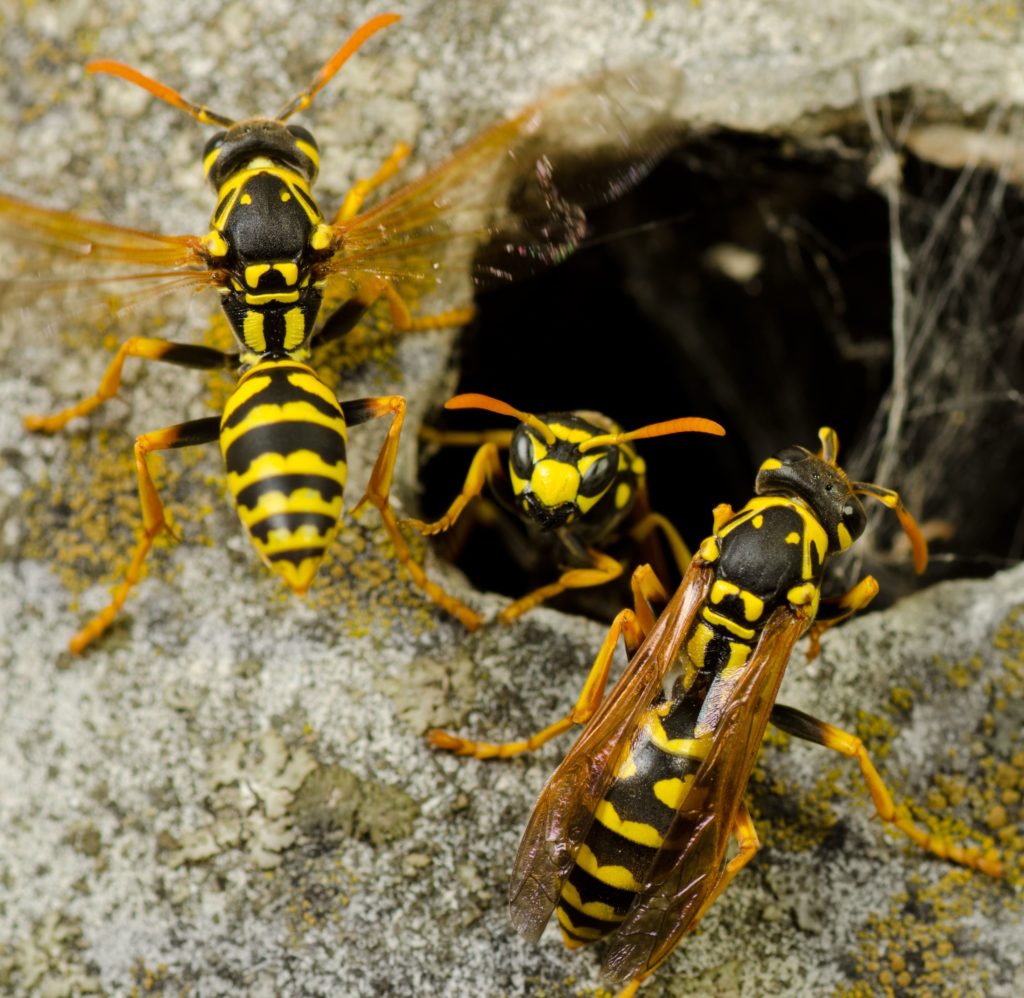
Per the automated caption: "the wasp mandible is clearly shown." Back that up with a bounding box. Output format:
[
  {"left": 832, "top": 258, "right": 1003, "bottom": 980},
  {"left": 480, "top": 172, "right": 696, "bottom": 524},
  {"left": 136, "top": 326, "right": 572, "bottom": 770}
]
[{"left": 509, "top": 428, "right": 1003, "bottom": 997}]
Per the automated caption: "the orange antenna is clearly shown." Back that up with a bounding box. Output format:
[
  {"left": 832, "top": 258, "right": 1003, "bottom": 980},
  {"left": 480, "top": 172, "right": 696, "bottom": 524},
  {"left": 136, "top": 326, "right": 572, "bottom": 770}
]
[
  {"left": 86, "top": 60, "right": 236, "bottom": 128},
  {"left": 445, "top": 393, "right": 558, "bottom": 446},
  {"left": 578, "top": 416, "right": 726, "bottom": 452},
  {"left": 853, "top": 481, "right": 929, "bottom": 574},
  {"left": 277, "top": 13, "right": 401, "bottom": 121}
]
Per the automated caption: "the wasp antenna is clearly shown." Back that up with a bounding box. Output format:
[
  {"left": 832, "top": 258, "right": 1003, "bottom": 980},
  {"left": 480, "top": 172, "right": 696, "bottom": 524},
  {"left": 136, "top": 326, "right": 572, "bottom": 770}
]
[
  {"left": 579, "top": 417, "right": 726, "bottom": 452},
  {"left": 277, "top": 12, "right": 401, "bottom": 121},
  {"left": 445, "top": 393, "right": 557, "bottom": 445},
  {"left": 854, "top": 481, "right": 929, "bottom": 574},
  {"left": 817, "top": 426, "right": 839, "bottom": 464},
  {"left": 86, "top": 60, "right": 235, "bottom": 128}
]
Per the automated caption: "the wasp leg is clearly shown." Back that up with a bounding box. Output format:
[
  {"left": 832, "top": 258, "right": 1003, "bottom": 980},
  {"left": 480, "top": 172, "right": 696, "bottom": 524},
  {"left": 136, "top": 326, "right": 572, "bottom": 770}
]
[
  {"left": 341, "top": 395, "right": 483, "bottom": 630},
  {"left": 769, "top": 704, "right": 1003, "bottom": 878},
  {"left": 429, "top": 564, "right": 668, "bottom": 759},
  {"left": 617, "top": 804, "right": 759, "bottom": 998},
  {"left": 24, "top": 338, "right": 237, "bottom": 433},
  {"left": 403, "top": 442, "right": 506, "bottom": 536},
  {"left": 69, "top": 416, "right": 222, "bottom": 654},
  {"left": 804, "top": 575, "right": 879, "bottom": 659},
  {"left": 629, "top": 510, "right": 692, "bottom": 576},
  {"left": 332, "top": 140, "right": 412, "bottom": 223},
  {"left": 497, "top": 548, "right": 625, "bottom": 624}
]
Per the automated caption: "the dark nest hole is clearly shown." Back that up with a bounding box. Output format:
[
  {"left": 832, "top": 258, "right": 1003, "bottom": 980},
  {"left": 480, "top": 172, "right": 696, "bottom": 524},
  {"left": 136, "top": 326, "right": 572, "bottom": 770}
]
[{"left": 416, "top": 125, "right": 1024, "bottom": 614}]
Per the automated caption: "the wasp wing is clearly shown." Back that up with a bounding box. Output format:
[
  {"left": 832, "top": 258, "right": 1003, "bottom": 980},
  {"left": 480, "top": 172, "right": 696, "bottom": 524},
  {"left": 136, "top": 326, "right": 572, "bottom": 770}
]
[
  {"left": 601, "top": 603, "right": 812, "bottom": 985},
  {"left": 323, "top": 63, "right": 684, "bottom": 300},
  {"left": 508, "top": 560, "right": 714, "bottom": 943},
  {"left": 0, "top": 194, "right": 212, "bottom": 311}
]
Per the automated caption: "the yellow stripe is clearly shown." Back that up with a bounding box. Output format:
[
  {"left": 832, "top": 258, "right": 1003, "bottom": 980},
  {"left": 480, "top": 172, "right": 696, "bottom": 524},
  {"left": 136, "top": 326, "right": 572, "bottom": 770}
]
[
  {"left": 700, "top": 606, "right": 756, "bottom": 640},
  {"left": 653, "top": 776, "right": 694, "bottom": 809},
  {"left": 254, "top": 521, "right": 336, "bottom": 555},
  {"left": 275, "top": 263, "right": 299, "bottom": 286},
  {"left": 242, "top": 311, "right": 266, "bottom": 353},
  {"left": 709, "top": 580, "right": 764, "bottom": 622},
  {"left": 647, "top": 714, "right": 713, "bottom": 758},
  {"left": 220, "top": 399, "right": 346, "bottom": 453},
  {"left": 235, "top": 490, "right": 343, "bottom": 527},
  {"left": 283, "top": 307, "right": 307, "bottom": 351},
  {"left": 556, "top": 906, "right": 604, "bottom": 942},
  {"left": 244, "top": 263, "right": 270, "bottom": 288},
  {"left": 245, "top": 291, "right": 300, "bottom": 305},
  {"left": 593, "top": 799, "right": 664, "bottom": 848},
  {"left": 574, "top": 844, "right": 643, "bottom": 892},
  {"left": 227, "top": 451, "right": 347, "bottom": 497},
  {"left": 559, "top": 882, "right": 622, "bottom": 923},
  {"left": 285, "top": 370, "right": 344, "bottom": 410}
]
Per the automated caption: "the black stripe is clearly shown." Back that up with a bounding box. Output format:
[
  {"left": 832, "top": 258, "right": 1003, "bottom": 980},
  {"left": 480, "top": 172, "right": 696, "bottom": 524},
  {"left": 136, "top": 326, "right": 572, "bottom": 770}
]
[
  {"left": 266, "top": 546, "right": 330, "bottom": 566},
  {"left": 247, "top": 511, "right": 337, "bottom": 544},
  {"left": 223, "top": 421, "right": 345, "bottom": 476},
  {"left": 236, "top": 473, "right": 343, "bottom": 511},
  {"left": 222, "top": 372, "right": 341, "bottom": 430},
  {"left": 565, "top": 865, "right": 637, "bottom": 919},
  {"left": 583, "top": 818, "right": 658, "bottom": 889}
]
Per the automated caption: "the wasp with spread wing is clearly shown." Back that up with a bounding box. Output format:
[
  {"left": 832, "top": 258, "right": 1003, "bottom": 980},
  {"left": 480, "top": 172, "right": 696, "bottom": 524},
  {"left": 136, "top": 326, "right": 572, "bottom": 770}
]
[
  {"left": 5, "top": 14, "right": 681, "bottom": 652},
  {"left": 509, "top": 428, "right": 1002, "bottom": 997}
]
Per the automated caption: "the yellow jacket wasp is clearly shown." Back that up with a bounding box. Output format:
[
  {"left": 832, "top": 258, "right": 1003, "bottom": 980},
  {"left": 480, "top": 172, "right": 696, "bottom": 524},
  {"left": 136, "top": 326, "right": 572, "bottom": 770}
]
[
  {"left": 4, "top": 14, "right": 679, "bottom": 651},
  {"left": 508, "top": 428, "right": 1002, "bottom": 997}
]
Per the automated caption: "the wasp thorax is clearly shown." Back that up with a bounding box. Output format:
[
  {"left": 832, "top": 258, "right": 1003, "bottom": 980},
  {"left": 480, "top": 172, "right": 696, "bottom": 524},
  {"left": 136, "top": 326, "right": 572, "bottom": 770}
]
[
  {"left": 203, "top": 120, "right": 321, "bottom": 189},
  {"left": 755, "top": 444, "right": 867, "bottom": 554}
]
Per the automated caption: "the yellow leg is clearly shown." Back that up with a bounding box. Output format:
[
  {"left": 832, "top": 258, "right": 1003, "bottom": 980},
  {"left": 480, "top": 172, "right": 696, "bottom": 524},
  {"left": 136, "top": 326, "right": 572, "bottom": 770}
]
[
  {"left": 403, "top": 443, "right": 504, "bottom": 536},
  {"left": 770, "top": 704, "right": 1003, "bottom": 878},
  {"left": 333, "top": 141, "right": 412, "bottom": 222},
  {"left": 804, "top": 575, "right": 879, "bottom": 659},
  {"left": 629, "top": 510, "right": 692, "bottom": 576},
  {"left": 342, "top": 395, "right": 483, "bottom": 630},
  {"left": 429, "top": 564, "right": 667, "bottom": 759},
  {"left": 69, "top": 417, "right": 221, "bottom": 654},
  {"left": 24, "top": 337, "right": 234, "bottom": 433},
  {"left": 497, "top": 549, "right": 625, "bottom": 624}
]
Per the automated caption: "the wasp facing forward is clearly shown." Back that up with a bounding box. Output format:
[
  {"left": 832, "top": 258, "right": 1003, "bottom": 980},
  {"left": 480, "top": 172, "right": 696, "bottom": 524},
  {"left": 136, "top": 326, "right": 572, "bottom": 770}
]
[{"left": 510, "top": 428, "right": 1002, "bottom": 997}]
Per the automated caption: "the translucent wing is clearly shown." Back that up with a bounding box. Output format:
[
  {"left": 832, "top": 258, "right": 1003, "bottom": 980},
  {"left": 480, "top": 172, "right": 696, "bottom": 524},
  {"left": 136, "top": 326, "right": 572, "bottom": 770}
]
[
  {"left": 0, "top": 194, "right": 212, "bottom": 310},
  {"left": 601, "top": 603, "right": 812, "bottom": 985},
  {"left": 324, "top": 63, "right": 684, "bottom": 297},
  {"left": 508, "top": 560, "right": 714, "bottom": 942}
]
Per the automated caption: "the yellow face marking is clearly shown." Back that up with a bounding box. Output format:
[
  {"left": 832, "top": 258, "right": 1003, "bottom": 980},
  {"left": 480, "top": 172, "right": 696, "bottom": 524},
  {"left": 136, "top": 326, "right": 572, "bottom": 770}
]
[
  {"left": 203, "top": 147, "right": 222, "bottom": 178},
  {"left": 574, "top": 844, "right": 643, "bottom": 892},
  {"left": 549, "top": 423, "right": 593, "bottom": 444},
  {"left": 283, "top": 307, "right": 306, "bottom": 351},
  {"left": 700, "top": 606, "right": 756, "bottom": 640},
  {"left": 653, "top": 776, "right": 694, "bottom": 810},
  {"left": 837, "top": 522, "right": 853, "bottom": 550},
  {"left": 242, "top": 311, "right": 266, "bottom": 353},
  {"left": 530, "top": 461, "right": 580, "bottom": 509},
  {"left": 614, "top": 482, "right": 632, "bottom": 509},
  {"left": 785, "top": 531, "right": 801, "bottom": 544}
]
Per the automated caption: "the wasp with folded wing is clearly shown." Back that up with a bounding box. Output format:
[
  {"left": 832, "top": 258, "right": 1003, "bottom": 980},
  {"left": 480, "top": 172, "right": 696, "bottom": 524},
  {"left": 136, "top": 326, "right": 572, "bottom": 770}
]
[
  {"left": 5, "top": 13, "right": 681, "bottom": 652},
  {"left": 509, "top": 428, "right": 1003, "bottom": 997}
]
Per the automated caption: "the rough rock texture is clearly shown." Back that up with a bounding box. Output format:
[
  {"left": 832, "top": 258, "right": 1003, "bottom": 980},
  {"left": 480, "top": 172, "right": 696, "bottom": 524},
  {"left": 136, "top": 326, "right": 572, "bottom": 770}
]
[{"left": 1, "top": 2, "right": 1022, "bottom": 997}]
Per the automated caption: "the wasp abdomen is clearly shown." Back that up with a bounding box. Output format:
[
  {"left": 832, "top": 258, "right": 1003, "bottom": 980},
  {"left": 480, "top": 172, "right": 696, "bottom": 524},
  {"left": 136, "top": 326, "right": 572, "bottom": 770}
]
[{"left": 220, "top": 360, "right": 347, "bottom": 593}]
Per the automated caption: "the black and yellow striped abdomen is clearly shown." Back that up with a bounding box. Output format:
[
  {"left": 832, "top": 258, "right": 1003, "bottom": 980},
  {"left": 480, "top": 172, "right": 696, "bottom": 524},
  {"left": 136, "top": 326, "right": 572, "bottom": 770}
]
[
  {"left": 556, "top": 691, "right": 713, "bottom": 947},
  {"left": 220, "top": 359, "right": 346, "bottom": 593}
]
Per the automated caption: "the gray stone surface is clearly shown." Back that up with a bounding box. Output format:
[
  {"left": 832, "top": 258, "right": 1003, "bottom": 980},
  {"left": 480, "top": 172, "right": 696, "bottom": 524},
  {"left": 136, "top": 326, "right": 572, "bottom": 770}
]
[{"left": 1, "top": 1, "right": 1022, "bottom": 996}]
